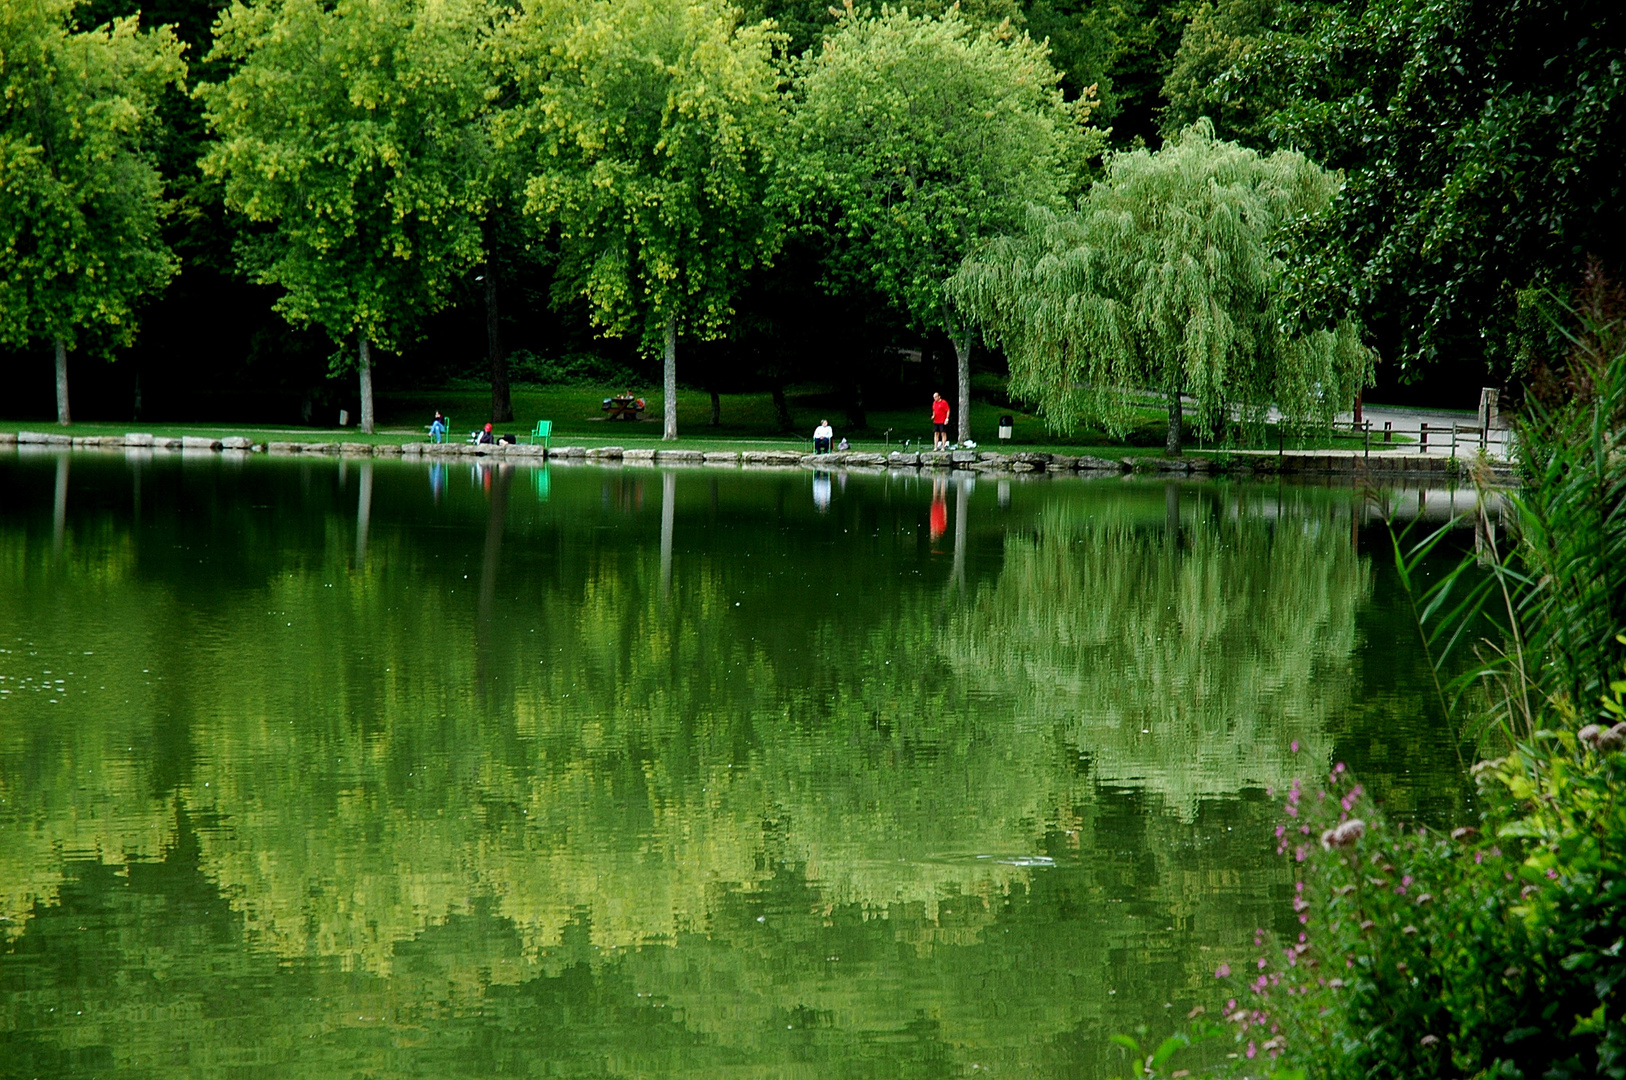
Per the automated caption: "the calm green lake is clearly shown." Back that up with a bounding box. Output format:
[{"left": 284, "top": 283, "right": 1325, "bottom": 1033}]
[{"left": 0, "top": 450, "right": 1473, "bottom": 1079}]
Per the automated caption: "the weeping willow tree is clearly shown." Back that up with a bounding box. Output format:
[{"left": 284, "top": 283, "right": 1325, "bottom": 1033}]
[{"left": 948, "top": 121, "right": 1374, "bottom": 454}]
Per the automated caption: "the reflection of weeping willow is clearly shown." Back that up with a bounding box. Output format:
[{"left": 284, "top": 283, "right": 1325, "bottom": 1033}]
[
  {"left": 938, "top": 487, "right": 1370, "bottom": 818},
  {"left": 0, "top": 475, "right": 1361, "bottom": 1076},
  {"left": 0, "top": 479, "right": 1358, "bottom": 987}
]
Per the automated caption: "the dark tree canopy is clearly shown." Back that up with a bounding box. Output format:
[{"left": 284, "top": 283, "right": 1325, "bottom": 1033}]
[{"left": 1163, "top": 0, "right": 1626, "bottom": 384}]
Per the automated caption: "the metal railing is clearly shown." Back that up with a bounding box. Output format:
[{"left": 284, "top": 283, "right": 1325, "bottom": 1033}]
[{"left": 1273, "top": 418, "right": 1514, "bottom": 460}]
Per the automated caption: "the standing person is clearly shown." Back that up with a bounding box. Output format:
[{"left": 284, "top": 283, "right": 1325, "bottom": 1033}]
[
  {"left": 930, "top": 392, "right": 951, "bottom": 450},
  {"left": 813, "top": 418, "right": 834, "bottom": 454}
]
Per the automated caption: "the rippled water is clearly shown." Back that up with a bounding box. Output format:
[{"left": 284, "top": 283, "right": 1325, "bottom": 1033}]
[{"left": 0, "top": 450, "right": 1477, "bottom": 1078}]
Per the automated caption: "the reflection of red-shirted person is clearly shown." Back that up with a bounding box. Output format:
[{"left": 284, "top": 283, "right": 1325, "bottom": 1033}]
[
  {"left": 929, "top": 477, "right": 948, "bottom": 542},
  {"left": 930, "top": 391, "right": 951, "bottom": 450}
]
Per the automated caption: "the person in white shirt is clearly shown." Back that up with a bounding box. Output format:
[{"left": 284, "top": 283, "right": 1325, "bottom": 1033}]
[{"left": 813, "top": 419, "right": 834, "bottom": 454}]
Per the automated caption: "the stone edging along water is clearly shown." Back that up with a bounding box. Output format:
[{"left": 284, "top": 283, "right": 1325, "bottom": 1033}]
[{"left": 0, "top": 429, "right": 1514, "bottom": 481}]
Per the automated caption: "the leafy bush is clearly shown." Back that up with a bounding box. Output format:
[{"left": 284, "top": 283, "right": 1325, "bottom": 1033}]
[
  {"left": 1210, "top": 708, "right": 1626, "bottom": 1079},
  {"left": 1195, "top": 274, "right": 1626, "bottom": 1080},
  {"left": 506, "top": 349, "right": 648, "bottom": 388}
]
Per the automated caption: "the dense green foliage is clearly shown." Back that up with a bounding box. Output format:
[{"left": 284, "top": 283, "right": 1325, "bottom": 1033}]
[
  {"left": 1161, "top": 0, "right": 1626, "bottom": 384},
  {"left": 196, "top": 0, "right": 492, "bottom": 432},
  {"left": 1195, "top": 288, "right": 1626, "bottom": 1078},
  {"left": 2, "top": 0, "right": 1622, "bottom": 434},
  {"left": 494, "top": 0, "right": 783, "bottom": 440},
  {"left": 0, "top": 0, "right": 184, "bottom": 422},
  {"left": 784, "top": 3, "right": 1100, "bottom": 441},
  {"left": 950, "top": 121, "right": 1371, "bottom": 454}
]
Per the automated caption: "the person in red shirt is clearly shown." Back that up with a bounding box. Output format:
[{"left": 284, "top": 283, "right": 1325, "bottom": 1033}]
[{"left": 930, "top": 392, "right": 951, "bottom": 449}]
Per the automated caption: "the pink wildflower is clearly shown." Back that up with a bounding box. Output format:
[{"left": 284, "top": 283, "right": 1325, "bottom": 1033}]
[{"left": 1215, "top": 963, "right": 1230, "bottom": 979}]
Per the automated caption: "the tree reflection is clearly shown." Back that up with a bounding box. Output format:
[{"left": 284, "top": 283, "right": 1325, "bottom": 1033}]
[{"left": 0, "top": 456, "right": 1439, "bottom": 1078}]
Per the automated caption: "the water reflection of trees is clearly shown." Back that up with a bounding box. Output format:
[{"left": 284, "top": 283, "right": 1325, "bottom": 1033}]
[
  {"left": 937, "top": 485, "right": 1371, "bottom": 816},
  {"left": 0, "top": 458, "right": 1397, "bottom": 1076}
]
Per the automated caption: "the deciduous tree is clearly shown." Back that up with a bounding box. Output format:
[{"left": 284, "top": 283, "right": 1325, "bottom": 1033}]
[
  {"left": 0, "top": 0, "right": 184, "bottom": 425},
  {"left": 1161, "top": 0, "right": 1626, "bottom": 384},
  {"left": 950, "top": 121, "right": 1372, "bottom": 454},
  {"left": 198, "top": 0, "right": 491, "bottom": 433},
  {"left": 493, "top": 0, "right": 783, "bottom": 441},
  {"left": 784, "top": 3, "right": 1099, "bottom": 443}
]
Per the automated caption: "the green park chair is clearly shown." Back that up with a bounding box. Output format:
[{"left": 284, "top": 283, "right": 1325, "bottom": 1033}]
[{"left": 523, "top": 420, "right": 553, "bottom": 448}]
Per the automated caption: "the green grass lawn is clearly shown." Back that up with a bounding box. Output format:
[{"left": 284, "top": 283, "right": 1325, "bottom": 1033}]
[{"left": 2, "top": 383, "right": 1416, "bottom": 457}]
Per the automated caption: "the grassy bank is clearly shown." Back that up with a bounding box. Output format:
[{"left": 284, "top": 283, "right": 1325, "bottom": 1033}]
[{"left": 2, "top": 384, "right": 1415, "bottom": 456}]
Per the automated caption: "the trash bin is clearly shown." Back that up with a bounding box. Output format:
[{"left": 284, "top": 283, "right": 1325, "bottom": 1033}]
[{"left": 998, "top": 415, "right": 1013, "bottom": 440}]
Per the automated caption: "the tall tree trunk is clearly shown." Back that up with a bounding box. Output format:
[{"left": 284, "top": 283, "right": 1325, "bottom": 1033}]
[
  {"left": 663, "top": 313, "right": 678, "bottom": 441},
  {"left": 54, "top": 339, "right": 70, "bottom": 426},
  {"left": 486, "top": 265, "right": 512, "bottom": 423},
  {"left": 845, "top": 378, "right": 866, "bottom": 431},
  {"left": 770, "top": 381, "right": 793, "bottom": 432},
  {"left": 709, "top": 388, "right": 721, "bottom": 426},
  {"left": 952, "top": 332, "right": 972, "bottom": 444},
  {"left": 1165, "top": 389, "right": 1183, "bottom": 456},
  {"left": 131, "top": 365, "right": 142, "bottom": 421},
  {"left": 358, "top": 337, "right": 375, "bottom": 434}
]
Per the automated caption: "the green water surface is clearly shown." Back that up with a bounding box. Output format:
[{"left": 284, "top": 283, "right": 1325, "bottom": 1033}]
[{"left": 0, "top": 451, "right": 1471, "bottom": 1079}]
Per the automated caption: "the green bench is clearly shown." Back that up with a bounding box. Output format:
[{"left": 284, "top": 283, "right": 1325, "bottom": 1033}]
[{"left": 522, "top": 420, "right": 553, "bottom": 448}]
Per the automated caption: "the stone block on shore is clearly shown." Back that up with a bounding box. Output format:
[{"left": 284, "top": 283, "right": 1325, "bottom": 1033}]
[
  {"left": 17, "top": 431, "right": 50, "bottom": 444},
  {"left": 374, "top": 443, "right": 405, "bottom": 455},
  {"left": 951, "top": 450, "right": 978, "bottom": 464},
  {"left": 552, "top": 446, "right": 587, "bottom": 457},
  {"left": 300, "top": 442, "right": 338, "bottom": 454},
  {"left": 847, "top": 452, "right": 888, "bottom": 466},
  {"left": 1130, "top": 456, "right": 1191, "bottom": 472},
  {"left": 742, "top": 450, "right": 802, "bottom": 466},
  {"left": 339, "top": 441, "right": 374, "bottom": 456},
  {"left": 655, "top": 449, "right": 704, "bottom": 463},
  {"left": 0, "top": 431, "right": 16, "bottom": 445},
  {"left": 622, "top": 448, "right": 657, "bottom": 462},
  {"left": 122, "top": 432, "right": 154, "bottom": 447},
  {"left": 266, "top": 441, "right": 299, "bottom": 453},
  {"left": 702, "top": 451, "right": 740, "bottom": 463},
  {"left": 587, "top": 446, "right": 624, "bottom": 459},
  {"left": 888, "top": 451, "right": 920, "bottom": 467},
  {"left": 182, "top": 436, "right": 221, "bottom": 451},
  {"left": 220, "top": 436, "right": 253, "bottom": 451}
]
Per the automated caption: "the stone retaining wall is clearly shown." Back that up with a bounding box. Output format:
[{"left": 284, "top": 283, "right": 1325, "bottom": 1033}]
[{"left": 1, "top": 430, "right": 1514, "bottom": 481}]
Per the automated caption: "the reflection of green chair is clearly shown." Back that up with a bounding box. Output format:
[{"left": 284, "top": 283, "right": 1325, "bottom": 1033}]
[
  {"left": 534, "top": 467, "right": 551, "bottom": 501},
  {"left": 522, "top": 420, "right": 553, "bottom": 448}
]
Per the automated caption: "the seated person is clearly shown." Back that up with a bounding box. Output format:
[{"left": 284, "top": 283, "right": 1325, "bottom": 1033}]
[
  {"left": 813, "top": 419, "right": 834, "bottom": 453},
  {"left": 429, "top": 411, "right": 447, "bottom": 443},
  {"left": 475, "top": 423, "right": 495, "bottom": 445},
  {"left": 497, "top": 432, "right": 517, "bottom": 445}
]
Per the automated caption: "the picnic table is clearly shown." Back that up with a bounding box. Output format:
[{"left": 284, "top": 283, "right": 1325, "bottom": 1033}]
[{"left": 601, "top": 395, "right": 646, "bottom": 421}]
